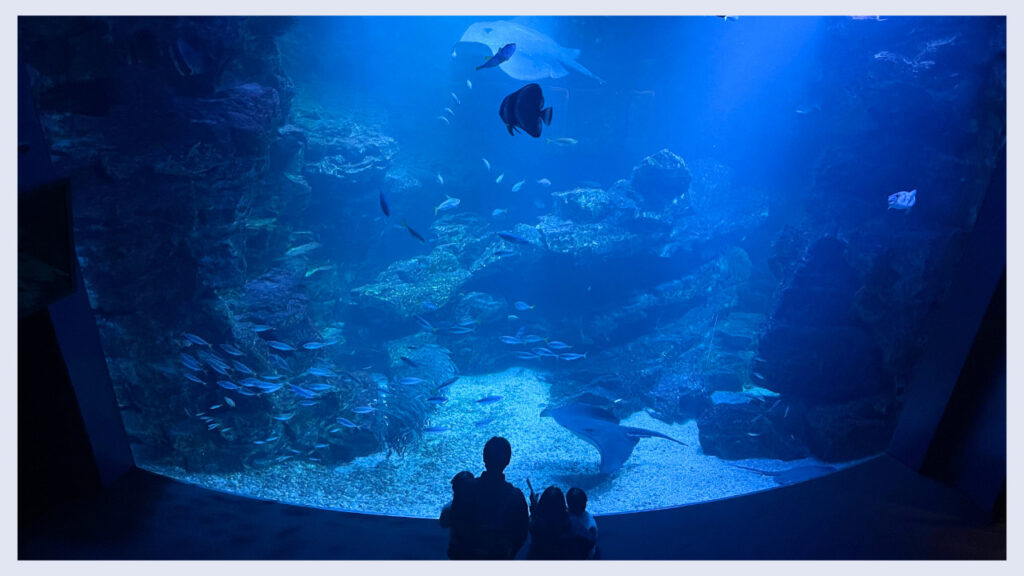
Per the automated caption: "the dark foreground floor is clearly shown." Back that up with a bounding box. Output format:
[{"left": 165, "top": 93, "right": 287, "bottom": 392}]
[{"left": 19, "top": 454, "right": 1005, "bottom": 560}]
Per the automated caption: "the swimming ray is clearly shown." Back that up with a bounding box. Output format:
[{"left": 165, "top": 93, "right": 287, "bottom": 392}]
[
  {"left": 541, "top": 402, "right": 685, "bottom": 475},
  {"left": 459, "top": 20, "right": 604, "bottom": 83}
]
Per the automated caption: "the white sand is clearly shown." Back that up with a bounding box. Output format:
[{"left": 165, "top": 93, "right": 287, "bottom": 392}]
[{"left": 146, "top": 366, "right": 844, "bottom": 518}]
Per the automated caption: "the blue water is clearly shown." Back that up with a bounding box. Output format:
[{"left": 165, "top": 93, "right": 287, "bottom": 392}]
[{"left": 20, "top": 15, "right": 1005, "bottom": 515}]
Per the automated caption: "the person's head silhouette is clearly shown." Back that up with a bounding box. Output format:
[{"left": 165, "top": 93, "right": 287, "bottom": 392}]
[
  {"left": 483, "top": 436, "right": 512, "bottom": 473},
  {"left": 452, "top": 470, "right": 474, "bottom": 495},
  {"left": 566, "top": 487, "right": 587, "bottom": 515},
  {"left": 537, "top": 485, "right": 567, "bottom": 517}
]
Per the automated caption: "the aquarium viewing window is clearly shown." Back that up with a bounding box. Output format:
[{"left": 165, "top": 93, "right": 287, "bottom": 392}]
[{"left": 19, "top": 15, "right": 1006, "bottom": 517}]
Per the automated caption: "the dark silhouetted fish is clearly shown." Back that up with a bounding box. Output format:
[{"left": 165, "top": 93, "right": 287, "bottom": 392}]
[
  {"left": 499, "top": 83, "right": 552, "bottom": 137},
  {"left": 498, "top": 231, "right": 532, "bottom": 245},
  {"left": 400, "top": 356, "right": 419, "bottom": 368},
  {"left": 541, "top": 402, "right": 687, "bottom": 475},
  {"left": 476, "top": 42, "right": 516, "bottom": 70},
  {"left": 402, "top": 220, "right": 427, "bottom": 243},
  {"left": 379, "top": 190, "right": 390, "bottom": 217}
]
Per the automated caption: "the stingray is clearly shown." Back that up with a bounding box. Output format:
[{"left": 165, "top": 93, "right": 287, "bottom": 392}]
[
  {"left": 541, "top": 402, "right": 686, "bottom": 475},
  {"left": 729, "top": 463, "right": 839, "bottom": 486},
  {"left": 459, "top": 20, "right": 604, "bottom": 84}
]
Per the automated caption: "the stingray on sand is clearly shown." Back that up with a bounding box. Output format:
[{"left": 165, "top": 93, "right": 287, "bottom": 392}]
[
  {"left": 541, "top": 402, "right": 686, "bottom": 475},
  {"left": 459, "top": 20, "right": 604, "bottom": 84}
]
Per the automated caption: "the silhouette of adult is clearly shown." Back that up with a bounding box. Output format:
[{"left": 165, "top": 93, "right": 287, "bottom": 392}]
[
  {"left": 527, "top": 485, "right": 572, "bottom": 559},
  {"left": 443, "top": 437, "right": 529, "bottom": 559}
]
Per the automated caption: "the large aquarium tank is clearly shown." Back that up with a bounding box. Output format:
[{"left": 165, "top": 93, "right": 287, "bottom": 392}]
[{"left": 19, "top": 15, "right": 1006, "bottom": 517}]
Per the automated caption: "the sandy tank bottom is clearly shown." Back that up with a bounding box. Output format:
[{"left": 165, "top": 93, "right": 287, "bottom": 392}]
[{"left": 144, "top": 366, "right": 844, "bottom": 517}]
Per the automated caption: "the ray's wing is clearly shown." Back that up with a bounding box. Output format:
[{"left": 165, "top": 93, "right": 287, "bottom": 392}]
[{"left": 596, "top": 429, "right": 641, "bottom": 475}]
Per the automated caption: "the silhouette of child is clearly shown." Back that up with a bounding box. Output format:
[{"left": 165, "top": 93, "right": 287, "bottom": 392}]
[
  {"left": 527, "top": 485, "right": 572, "bottom": 559},
  {"left": 566, "top": 487, "right": 598, "bottom": 559},
  {"left": 439, "top": 470, "right": 475, "bottom": 559}
]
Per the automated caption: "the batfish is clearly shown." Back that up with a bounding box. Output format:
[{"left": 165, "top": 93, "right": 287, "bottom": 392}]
[
  {"left": 459, "top": 20, "right": 604, "bottom": 83},
  {"left": 541, "top": 402, "right": 686, "bottom": 474}
]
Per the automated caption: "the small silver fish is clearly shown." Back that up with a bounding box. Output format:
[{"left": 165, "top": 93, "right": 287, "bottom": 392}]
[
  {"left": 437, "top": 115, "right": 450, "bottom": 125},
  {"left": 536, "top": 178, "right": 551, "bottom": 187},
  {"left": 305, "top": 265, "right": 334, "bottom": 278},
  {"left": 444, "top": 107, "right": 455, "bottom": 117},
  {"left": 183, "top": 333, "right": 210, "bottom": 347},
  {"left": 496, "top": 173, "right": 504, "bottom": 184},
  {"left": 450, "top": 92, "right": 461, "bottom": 105},
  {"left": 492, "top": 208, "right": 508, "bottom": 217},
  {"left": 218, "top": 343, "right": 244, "bottom": 356},
  {"left": 546, "top": 137, "right": 578, "bottom": 146},
  {"left": 511, "top": 180, "right": 525, "bottom": 192},
  {"left": 181, "top": 353, "right": 202, "bottom": 371},
  {"left": 437, "top": 173, "right": 444, "bottom": 185},
  {"left": 285, "top": 242, "right": 322, "bottom": 257},
  {"left": 435, "top": 195, "right": 461, "bottom": 215},
  {"left": 482, "top": 158, "right": 491, "bottom": 171},
  {"left": 466, "top": 79, "right": 473, "bottom": 90}
]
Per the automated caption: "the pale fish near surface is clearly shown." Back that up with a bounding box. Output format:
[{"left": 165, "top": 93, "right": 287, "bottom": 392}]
[{"left": 888, "top": 189, "right": 917, "bottom": 212}]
